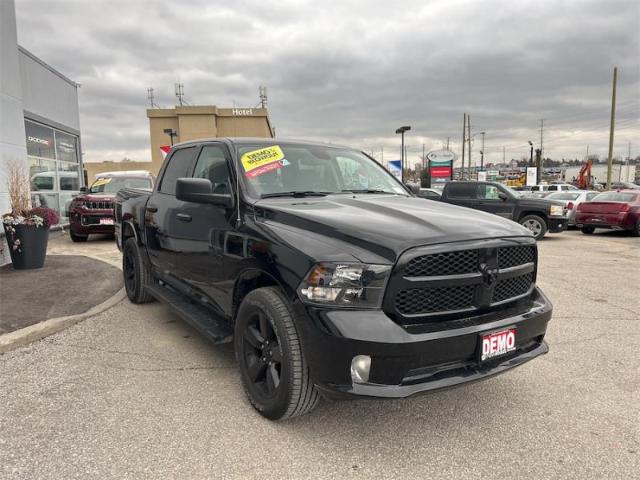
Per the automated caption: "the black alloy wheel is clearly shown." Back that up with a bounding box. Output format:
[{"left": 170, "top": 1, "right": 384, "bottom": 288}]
[
  {"left": 235, "top": 287, "right": 319, "bottom": 420},
  {"left": 123, "top": 243, "right": 137, "bottom": 296},
  {"left": 122, "top": 237, "right": 154, "bottom": 304},
  {"left": 242, "top": 311, "right": 283, "bottom": 399}
]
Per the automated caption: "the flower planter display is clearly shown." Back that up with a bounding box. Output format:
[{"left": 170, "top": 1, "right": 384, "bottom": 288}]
[{"left": 3, "top": 223, "right": 50, "bottom": 270}]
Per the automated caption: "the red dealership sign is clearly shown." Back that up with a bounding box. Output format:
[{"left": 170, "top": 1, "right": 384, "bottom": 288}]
[{"left": 430, "top": 166, "right": 452, "bottom": 178}]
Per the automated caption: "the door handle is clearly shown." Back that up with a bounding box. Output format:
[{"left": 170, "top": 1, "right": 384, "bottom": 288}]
[
  {"left": 146, "top": 205, "right": 158, "bottom": 213},
  {"left": 176, "top": 213, "right": 192, "bottom": 222}
]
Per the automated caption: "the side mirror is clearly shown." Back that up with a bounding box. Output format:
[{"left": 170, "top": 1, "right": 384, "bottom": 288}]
[
  {"left": 80, "top": 186, "right": 88, "bottom": 193},
  {"left": 176, "top": 178, "right": 234, "bottom": 207},
  {"left": 498, "top": 192, "right": 508, "bottom": 201},
  {"left": 405, "top": 183, "right": 420, "bottom": 195}
]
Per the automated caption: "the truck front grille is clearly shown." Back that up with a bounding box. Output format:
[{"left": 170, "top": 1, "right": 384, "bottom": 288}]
[
  {"left": 385, "top": 240, "right": 537, "bottom": 324},
  {"left": 395, "top": 285, "right": 476, "bottom": 315},
  {"left": 85, "top": 201, "right": 114, "bottom": 210}
]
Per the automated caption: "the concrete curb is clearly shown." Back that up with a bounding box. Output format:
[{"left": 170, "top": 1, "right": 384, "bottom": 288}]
[
  {"left": 0, "top": 253, "right": 125, "bottom": 354},
  {"left": 0, "top": 287, "right": 126, "bottom": 354}
]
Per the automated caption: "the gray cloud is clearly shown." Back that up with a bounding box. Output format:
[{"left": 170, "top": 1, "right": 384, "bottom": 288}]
[{"left": 15, "top": 0, "right": 639, "bottom": 166}]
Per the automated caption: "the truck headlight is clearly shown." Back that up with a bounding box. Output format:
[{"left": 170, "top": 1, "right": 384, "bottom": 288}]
[
  {"left": 297, "top": 263, "right": 391, "bottom": 308},
  {"left": 549, "top": 205, "right": 564, "bottom": 217}
]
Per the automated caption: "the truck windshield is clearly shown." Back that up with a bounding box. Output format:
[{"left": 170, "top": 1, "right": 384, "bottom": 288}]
[
  {"left": 236, "top": 144, "right": 409, "bottom": 199},
  {"left": 90, "top": 177, "right": 152, "bottom": 194}
]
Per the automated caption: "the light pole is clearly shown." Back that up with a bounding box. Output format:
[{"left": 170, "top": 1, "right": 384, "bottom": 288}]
[
  {"left": 528, "top": 141, "right": 534, "bottom": 166},
  {"left": 163, "top": 128, "right": 178, "bottom": 146},
  {"left": 395, "top": 126, "right": 411, "bottom": 182}
]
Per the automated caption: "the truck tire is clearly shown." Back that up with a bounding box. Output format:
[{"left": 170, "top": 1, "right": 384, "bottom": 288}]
[
  {"left": 70, "top": 230, "right": 88, "bottom": 242},
  {"left": 235, "top": 287, "right": 319, "bottom": 420},
  {"left": 123, "top": 237, "right": 154, "bottom": 304},
  {"left": 581, "top": 226, "right": 595, "bottom": 235},
  {"left": 519, "top": 215, "right": 547, "bottom": 240}
]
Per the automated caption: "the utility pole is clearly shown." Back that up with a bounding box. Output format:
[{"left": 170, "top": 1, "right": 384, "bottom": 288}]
[
  {"left": 446, "top": 137, "right": 450, "bottom": 150},
  {"left": 422, "top": 144, "right": 426, "bottom": 171},
  {"left": 480, "top": 132, "right": 485, "bottom": 170},
  {"left": 585, "top": 144, "right": 589, "bottom": 160},
  {"left": 606, "top": 67, "right": 618, "bottom": 190},
  {"left": 461, "top": 113, "right": 466, "bottom": 178},
  {"left": 502, "top": 146, "right": 506, "bottom": 164},
  {"left": 627, "top": 142, "right": 631, "bottom": 182},
  {"left": 467, "top": 115, "right": 472, "bottom": 175},
  {"left": 540, "top": 119, "right": 544, "bottom": 159}
]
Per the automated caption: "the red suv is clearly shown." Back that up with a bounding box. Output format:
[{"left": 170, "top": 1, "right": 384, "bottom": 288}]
[
  {"left": 576, "top": 189, "right": 640, "bottom": 236},
  {"left": 68, "top": 171, "right": 153, "bottom": 242}
]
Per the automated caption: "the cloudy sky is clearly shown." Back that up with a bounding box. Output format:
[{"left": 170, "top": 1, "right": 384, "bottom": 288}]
[{"left": 15, "top": 0, "right": 640, "bottom": 167}]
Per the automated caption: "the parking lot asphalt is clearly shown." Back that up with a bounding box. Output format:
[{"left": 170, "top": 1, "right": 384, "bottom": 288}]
[{"left": 0, "top": 229, "right": 638, "bottom": 480}]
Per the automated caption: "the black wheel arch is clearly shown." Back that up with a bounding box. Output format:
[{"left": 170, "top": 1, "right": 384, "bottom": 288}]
[
  {"left": 232, "top": 269, "right": 293, "bottom": 323},
  {"left": 517, "top": 210, "right": 548, "bottom": 224}
]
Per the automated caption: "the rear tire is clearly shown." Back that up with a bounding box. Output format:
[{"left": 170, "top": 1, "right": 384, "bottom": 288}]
[
  {"left": 235, "top": 287, "right": 319, "bottom": 420},
  {"left": 519, "top": 215, "right": 547, "bottom": 240},
  {"left": 123, "top": 237, "right": 155, "bottom": 304},
  {"left": 581, "top": 226, "right": 596, "bottom": 234},
  {"left": 70, "top": 230, "right": 88, "bottom": 242}
]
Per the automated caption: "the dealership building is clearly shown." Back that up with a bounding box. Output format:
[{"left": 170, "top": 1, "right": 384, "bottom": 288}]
[{"left": 1, "top": 0, "right": 83, "bottom": 225}]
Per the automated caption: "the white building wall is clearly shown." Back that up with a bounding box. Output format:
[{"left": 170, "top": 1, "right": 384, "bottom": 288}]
[
  {"left": 19, "top": 47, "right": 80, "bottom": 133},
  {"left": 0, "top": 0, "right": 28, "bottom": 217}
]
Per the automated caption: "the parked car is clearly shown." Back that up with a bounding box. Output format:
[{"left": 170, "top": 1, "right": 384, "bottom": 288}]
[
  {"left": 546, "top": 191, "right": 601, "bottom": 227},
  {"left": 68, "top": 171, "right": 153, "bottom": 242},
  {"left": 417, "top": 187, "right": 442, "bottom": 200},
  {"left": 610, "top": 181, "right": 640, "bottom": 190},
  {"left": 115, "top": 139, "right": 553, "bottom": 420},
  {"left": 576, "top": 190, "right": 640, "bottom": 236},
  {"left": 439, "top": 181, "right": 568, "bottom": 240},
  {"left": 531, "top": 184, "right": 577, "bottom": 192}
]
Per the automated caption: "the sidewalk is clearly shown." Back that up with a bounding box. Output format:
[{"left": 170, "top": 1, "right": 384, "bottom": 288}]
[
  {"left": 0, "top": 229, "right": 123, "bottom": 343},
  {"left": 0, "top": 254, "right": 122, "bottom": 334}
]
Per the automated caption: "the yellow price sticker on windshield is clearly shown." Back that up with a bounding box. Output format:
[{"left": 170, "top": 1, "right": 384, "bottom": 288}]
[
  {"left": 241, "top": 146, "right": 286, "bottom": 178},
  {"left": 92, "top": 178, "right": 112, "bottom": 187}
]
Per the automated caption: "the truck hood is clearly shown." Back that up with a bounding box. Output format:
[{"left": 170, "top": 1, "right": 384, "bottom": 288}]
[
  {"left": 74, "top": 193, "right": 116, "bottom": 202},
  {"left": 254, "top": 194, "right": 531, "bottom": 263},
  {"left": 517, "top": 197, "right": 563, "bottom": 209}
]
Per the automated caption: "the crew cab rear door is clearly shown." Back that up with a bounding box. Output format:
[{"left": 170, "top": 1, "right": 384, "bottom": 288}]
[
  {"left": 442, "top": 182, "right": 477, "bottom": 209},
  {"left": 175, "top": 142, "right": 237, "bottom": 313},
  {"left": 145, "top": 145, "right": 199, "bottom": 275}
]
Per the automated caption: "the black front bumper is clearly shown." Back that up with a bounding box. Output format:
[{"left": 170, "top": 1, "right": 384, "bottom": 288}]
[
  {"left": 295, "top": 288, "right": 552, "bottom": 400},
  {"left": 547, "top": 217, "right": 568, "bottom": 233}
]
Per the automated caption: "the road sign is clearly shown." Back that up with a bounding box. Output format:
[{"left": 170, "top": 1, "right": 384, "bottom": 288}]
[
  {"left": 426, "top": 150, "right": 456, "bottom": 164},
  {"left": 388, "top": 160, "right": 402, "bottom": 181}
]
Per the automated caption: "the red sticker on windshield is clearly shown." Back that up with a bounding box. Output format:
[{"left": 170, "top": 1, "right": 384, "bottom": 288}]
[{"left": 245, "top": 160, "right": 285, "bottom": 178}]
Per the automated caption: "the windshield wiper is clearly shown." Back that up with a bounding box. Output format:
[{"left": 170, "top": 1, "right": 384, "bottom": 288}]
[
  {"left": 260, "top": 191, "right": 331, "bottom": 199},
  {"left": 341, "top": 189, "right": 398, "bottom": 194}
]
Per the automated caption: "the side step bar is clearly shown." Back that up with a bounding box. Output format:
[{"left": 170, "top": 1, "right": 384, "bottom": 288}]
[{"left": 146, "top": 283, "right": 233, "bottom": 344}]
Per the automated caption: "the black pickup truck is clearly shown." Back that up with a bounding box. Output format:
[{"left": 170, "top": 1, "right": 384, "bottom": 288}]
[
  {"left": 115, "top": 138, "right": 552, "bottom": 420},
  {"left": 439, "top": 181, "right": 568, "bottom": 240}
]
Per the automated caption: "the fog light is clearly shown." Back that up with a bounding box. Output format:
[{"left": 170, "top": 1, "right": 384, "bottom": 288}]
[{"left": 350, "top": 355, "right": 371, "bottom": 384}]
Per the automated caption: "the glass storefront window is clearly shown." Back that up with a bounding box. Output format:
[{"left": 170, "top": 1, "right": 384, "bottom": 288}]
[
  {"left": 25, "top": 119, "right": 81, "bottom": 224},
  {"left": 31, "top": 192, "right": 59, "bottom": 213},
  {"left": 29, "top": 157, "right": 57, "bottom": 191},
  {"left": 55, "top": 131, "right": 79, "bottom": 163},
  {"left": 25, "top": 120, "right": 55, "bottom": 159},
  {"left": 59, "top": 192, "right": 76, "bottom": 221},
  {"left": 58, "top": 162, "right": 80, "bottom": 191}
]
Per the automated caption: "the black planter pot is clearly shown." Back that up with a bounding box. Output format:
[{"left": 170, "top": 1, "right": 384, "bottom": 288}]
[{"left": 3, "top": 223, "right": 50, "bottom": 269}]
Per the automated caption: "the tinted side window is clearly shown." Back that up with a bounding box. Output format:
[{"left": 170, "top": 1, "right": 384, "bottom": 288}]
[
  {"left": 193, "top": 145, "right": 231, "bottom": 195},
  {"left": 446, "top": 183, "right": 476, "bottom": 199},
  {"left": 548, "top": 185, "right": 558, "bottom": 191},
  {"left": 159, "top": 147, "right": 197, "bottom": 195}
]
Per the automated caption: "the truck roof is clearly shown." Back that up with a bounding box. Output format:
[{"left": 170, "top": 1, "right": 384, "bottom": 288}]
[{"left": 171, "top": 137, "right": 352, "bottom": 151}]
